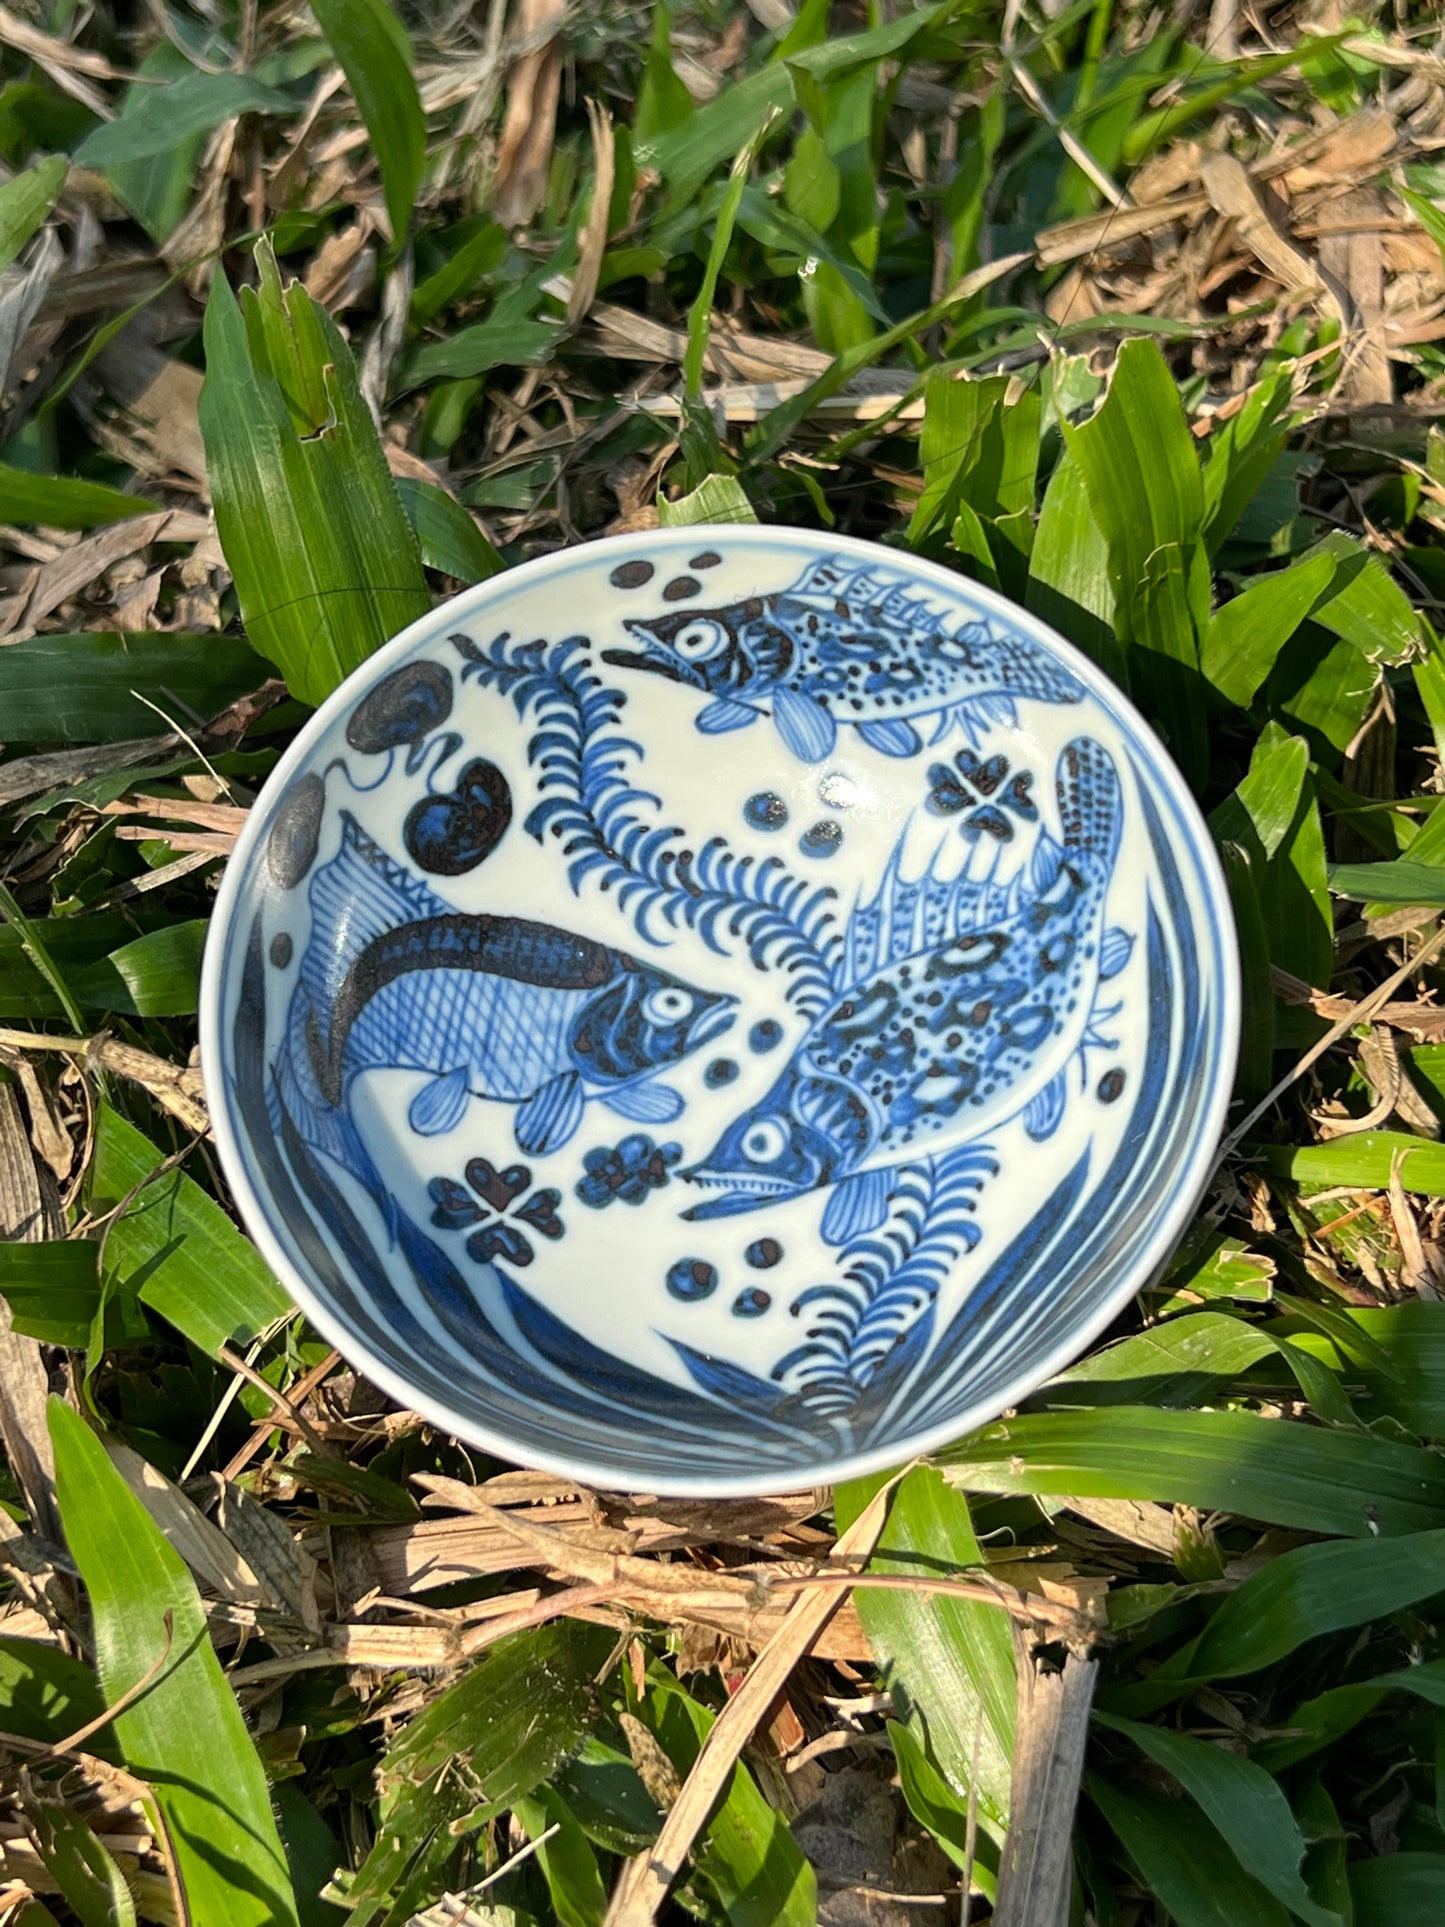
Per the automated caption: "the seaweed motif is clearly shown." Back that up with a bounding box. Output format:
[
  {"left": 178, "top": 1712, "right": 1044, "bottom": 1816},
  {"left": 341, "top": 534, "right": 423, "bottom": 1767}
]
[
  {"left": 451, "top": 630, "right": 842, "bottom": 1013},
  {"left": 771, "top": 1144, "right": 998, "bottom": 1415}
]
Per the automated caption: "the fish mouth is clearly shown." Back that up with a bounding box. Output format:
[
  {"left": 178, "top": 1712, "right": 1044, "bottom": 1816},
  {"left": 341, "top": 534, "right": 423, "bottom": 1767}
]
[
  {"left": 689, "top": 1001, "right": 739, "bottom": 1049},
  {"left": 600, "top": 624, "right": 704, "bottom": 688},
  {"left": 679, "top": 1168, "right": 798, "bottom": 1220}
]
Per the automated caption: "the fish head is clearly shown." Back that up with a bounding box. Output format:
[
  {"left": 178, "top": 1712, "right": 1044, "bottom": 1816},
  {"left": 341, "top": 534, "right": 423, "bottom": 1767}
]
[
  {"left": 682, "top": 1064, "right": 876, "bottom": 1219},
  {"left": 570, "top": 961, "right": 738, "bottom": 1082},
  {"left": 601, "top": 598, "right": 788, "bottom": 696}
]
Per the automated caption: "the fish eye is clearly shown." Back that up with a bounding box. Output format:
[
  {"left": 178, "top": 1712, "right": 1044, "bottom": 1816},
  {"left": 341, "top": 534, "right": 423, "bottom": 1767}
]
[
  {"left": 644, "top": 987, "right": 694, "bottom": 1025},
  {"left": 741, "top": 1119, "right": 788, "bottom": 1165},
  {"left": 672, "top": 619, "right": 727, "bottom": 662}
]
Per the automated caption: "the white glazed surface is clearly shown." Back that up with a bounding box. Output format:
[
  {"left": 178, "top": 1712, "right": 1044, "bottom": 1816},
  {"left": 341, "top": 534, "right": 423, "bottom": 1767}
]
[{"left": 200, "top": 527, "right": 1239, "bottom": 1495}]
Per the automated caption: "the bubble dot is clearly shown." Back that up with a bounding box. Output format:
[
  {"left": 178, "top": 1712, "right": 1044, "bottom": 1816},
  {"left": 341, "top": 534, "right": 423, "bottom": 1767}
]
[
  {"left": 1098, "top": 1068, "right": 1126, "bottom": 1103},
  {"left": 744, "top": 792, "right": 788, "bottom": 832},
  {"left": 732, "top": 1288, "right": 771, "bottom": 1318},
  {"left": 691, "top": 550, "right": 722, "bottom": 569},
  {"left": 705, "top": 1058, "right": 739, "bottom": 1088},
  {"left": 269, "top": 932, "right": 293, "bottom": 969},
  {"left": 610, "top": 560, "right": 654, "bottom": 589},
  {"left": 800, "top": 820, "right": 843, "bottom": 859},
  {"left": 667, "top": 1258, "right": 718, "bottom": 1302},
  {"left": 746, "top": 1238, "right": 782, "bottom": 1270},
  {"left": 749, "top": 1020, "right": 783, "bottom": 1054},
  {"left": 267, "top": 774, "right": 326, "bottom": 890},
  {"left": 662, "top": 575, "right": 701, "bottom": 602}
]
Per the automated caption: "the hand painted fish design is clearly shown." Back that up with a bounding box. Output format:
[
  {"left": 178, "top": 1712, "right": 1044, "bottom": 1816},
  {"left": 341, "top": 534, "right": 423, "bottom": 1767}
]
[
  {"left": 271, "top": 814, "right": 736, "bottom": 1189},
  {"left": 683, "top": 737, "right": 1132, "bottom": 1245},
  {"left": 602, "top": 555, "right": 1083, "bottom": 763}
]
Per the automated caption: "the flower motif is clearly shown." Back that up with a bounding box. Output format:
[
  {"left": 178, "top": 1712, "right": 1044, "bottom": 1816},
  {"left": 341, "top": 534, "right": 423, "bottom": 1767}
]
[
  {"left": 427, "top": 1157, "right": 564, "bottom": 1269},
  {"left": 925, "top": 749, "right": 1038, "bottom": 843},
  {"left": 576, "top": 1134, "right": 682, "bottom": 1210}
]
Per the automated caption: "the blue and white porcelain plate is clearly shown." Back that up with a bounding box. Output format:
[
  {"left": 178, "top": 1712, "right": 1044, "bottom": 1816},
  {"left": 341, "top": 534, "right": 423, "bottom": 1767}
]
[{"left": 201, "top": 528, "right": 1239, "bottom": 1495}]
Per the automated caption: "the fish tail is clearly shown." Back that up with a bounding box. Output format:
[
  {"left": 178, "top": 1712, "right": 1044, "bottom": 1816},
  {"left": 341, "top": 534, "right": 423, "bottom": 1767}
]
[
  {"left": 991, "top": 632, "right": 1084, "bottom": 704},
  {"left": 1056, "top": 737, "right": 1122, "bottom": 861},
  {"left": 271, "top": 1019, "right": 386, "bottom": 1205},
  {"left": 299, "top": 811, "right": 451, "bottom": 1018}
]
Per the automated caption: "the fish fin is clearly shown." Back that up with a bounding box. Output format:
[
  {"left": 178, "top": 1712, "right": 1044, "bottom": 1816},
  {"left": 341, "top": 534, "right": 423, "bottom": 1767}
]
[
  {"left": 789, "top": 555, "right": 856, "bottom": 601},
  {"left": 697, "top": 698, "right": 759, "bottom": 735},
  {"left": 603, "top": 1081, "right": 684, "bottom": 1123},
  {"left": 953, "top": 693, "right": 1016, "bottom": 745},
  {"left": 1022, "top": 1070, "right": 1068, "bottom": 1142},
  {"left": 773, "top": 687, "right": 836, "bottom": 763},
  {"left": 1056, "top": 736, "right": 1122, "bottom": 859},
  {"left": 1099, "top": 926, "right": 1134, "bottom": 980},
  {"left": 821, "top": 1168, "right": 894, "bottom": 1246},
  {"left": 847, "top": 837, "right": 1001, "bottom": 974},
  {"left": 1030, "top": 833, "right": 1063, "bottom": 895},
  {"left": 408, "top": 1066, "right": 472, "bottom": 1137},
  {"left": 515, "top": 1069, "right": 585, "bottom": 1154},
  {"left": 303, "top": 811, "right": 451, "bottom": 1016},
  {"left": 858, "top": 717, "right": 921, "bottom": 758}
]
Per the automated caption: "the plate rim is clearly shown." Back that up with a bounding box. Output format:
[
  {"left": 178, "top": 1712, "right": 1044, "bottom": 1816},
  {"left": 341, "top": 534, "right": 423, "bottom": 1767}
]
[{"left": 200, "top": 524, "right": 1241, "bottom": 1497}]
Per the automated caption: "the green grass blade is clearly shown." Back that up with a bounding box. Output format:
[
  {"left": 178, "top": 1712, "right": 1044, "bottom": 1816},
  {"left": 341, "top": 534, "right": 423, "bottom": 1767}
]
[
  {"left": 1261, "top": 1132, "right": 1445, "bottom": 1194},
  {"left": 346, "top": 1622, "right": 614, "bottom": 1924},
  {"left": 91, "top": 1104, "right": 290, "bottom": 1357},
  {"left": 74, "top": 71, "right": 292, "bottom": 168},
  {"left": 1327, "top": 860, "right": 1445, "bottom": 906},
  {"left": 515, "top": 1786, "right": 608, "bottom": 1927},
  {"left": 0, "top": 632, "right": 268, "bottom": 743},
  {"left": 1060, "top": 336, "right": 1208, "bottom": 776},
  {"left": 29, "top": 1802, "right": 137, "bottom": 1927},
  {"left": 1219, "top": 841, "right": 1275, "bottom": 1107},
  {"left": 0, "top": 463, "right": 156, "bottom": 530},
  {"left": 836, "top": 1467, "right": 1015, "bottom": 1843},
  {"left": 1201, "top": 551, "right": 1336, "bottom": 708},
  {"left": 1025, "top": 446, "right": 1124, "bottom": 682},
  {"left": 0, "top": 1635, "right": 107, "bottom": 1749},
  {"left": 1255, "top": 1660, "right": 1445, "bottom": 1773},
  {"left": 1089, "top": 1776, "right": 1292, "bottom": 1927},
  {"left": 199, "top": 240, "right": 429, "bottom": 706},
  {"left": 70, "top": 922, "right": 208, "bottom": 1017},
  {"left": 0, "top": 1238, "right": 149, "bottom": 1348},
  {"left": 1113, "top": 1530, "right": 1445, "bottom": 1716},
  {"left": 939, "top": 1407, "right": 1445, "bottom": 1537},
  {"left": 1299, "top": 531, "right": 1425, "bottom": 664},
  {"left": 1201, "top": 366, "right": 1299, "bottom": 553},
  {"left": 658, "top": 475, "right": 757, "bottom": 525},
  {"left": 638, "top": 1670, "right": 816, "bottom": 1927},
  {"left": 48, "top": 1400, "right": 299, "bottom": 1927},
  {"left": 395, "top": 477, "right": 505, "bottom": 582},
  {"left": 309, "top": 0, "right": 424, "bottom": 248},
  {"left": 1096, "top": 1714, "right": 1341, "bottom": 1927},
  {"left": 0, "top": 880, "right": 86, "bottom": 1032},
  {"left": 1348, "top": 1853, "right": 1445, "bottom": 1924},
  {"left": 0, "top": 155, "right": 66, "bottom": 274}
]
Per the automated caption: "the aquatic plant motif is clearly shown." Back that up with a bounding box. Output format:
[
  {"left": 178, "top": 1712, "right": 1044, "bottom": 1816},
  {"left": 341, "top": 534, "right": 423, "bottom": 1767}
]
[
  {"left": 576, "top": 1133, "right": 682, "bottom": 1209},
  {"left": 451, "top": 631, "right": 843, "bottom": 1014},
  {"left": 428, "top": 1157, "right": 564, "bottom": 1268},
  {"left": 771, "top": 1145, "right": 997, "bottom": 1415}
]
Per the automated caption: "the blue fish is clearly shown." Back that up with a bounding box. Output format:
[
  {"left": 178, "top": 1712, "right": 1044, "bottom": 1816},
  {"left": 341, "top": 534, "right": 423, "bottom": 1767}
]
[
  {"left": 272, "top": 814, "right": 737, "bottom": 1182},
  {"left": 602, "top": 556, "right": 1082, "bottom": 763},
  {"left": 682, "top": 738, "right": 1132, "bottom": 1243}
]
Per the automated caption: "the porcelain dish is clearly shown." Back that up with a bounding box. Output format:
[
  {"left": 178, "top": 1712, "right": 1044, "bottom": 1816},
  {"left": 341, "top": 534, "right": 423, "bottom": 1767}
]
[{"left": 200, "top": 527, "right": 1239, "bottom": 1496}]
